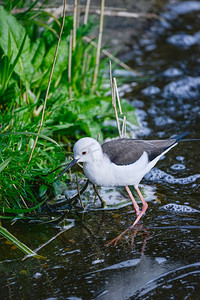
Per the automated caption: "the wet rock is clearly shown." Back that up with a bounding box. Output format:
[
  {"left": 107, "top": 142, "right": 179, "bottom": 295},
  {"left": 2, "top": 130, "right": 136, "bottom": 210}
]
[
  {"left": 131, "top": 99, "right": 145, "bottom": 108},
  {"left": 170, "top": 164, "right": 185, "bottom": 171},
  {"left": 155, "top": 257, "right": 167, "bottom": 264},
  {"left": 113, "top": 69, "right": 138, "bottom": 78},
  {"left": 167, "top": 32, "right": 200, "bottom": 48},
  {"left": 33, "top": 272, "right": 42, "bottom": 279},
  {"left": 154, "top": 116, "right": 175, "bottom": 126},
  {"left": 160, "top": 203, "right": 200, "bottom": 213},
  {"left": 90, "top": 0, "right": 159, "bottom": 56},
  {"left": 116, "top": 83, "right": 135, "bottom": 96},
  {"left": 176, "top": 156, "right": 185, "bottom": 162},
  {"left": 142, "top": 86, "right": 161, "bottom": 96},
  {"left": 145, "top": 167, "right": 200, "bottom": 185},
  {"left": 163, "top": 76, "right": 200, "bottom": 100},
  {"left": 163, "top": 68, "right": 183, "bottom": 78},
  {"left": 166, "top": 1, "right": 200, "bottom": 19}
]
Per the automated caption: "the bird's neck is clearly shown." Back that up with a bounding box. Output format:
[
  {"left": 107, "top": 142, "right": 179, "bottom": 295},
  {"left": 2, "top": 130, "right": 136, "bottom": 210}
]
[
  {"left": 83, "top": 152, "right": 112, "bottom": 186},
  {"left": 85, "top": 146, "right": 105, "bottom": 163}
]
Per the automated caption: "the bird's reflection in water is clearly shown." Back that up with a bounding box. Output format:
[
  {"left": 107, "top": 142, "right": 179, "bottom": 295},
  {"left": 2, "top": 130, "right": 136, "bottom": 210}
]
[
  {"left": 93, "top": 254, "right": 180, "bottom": 300},
  {"left": 105, "top": 224, "right": 150, "bottom": 253}
]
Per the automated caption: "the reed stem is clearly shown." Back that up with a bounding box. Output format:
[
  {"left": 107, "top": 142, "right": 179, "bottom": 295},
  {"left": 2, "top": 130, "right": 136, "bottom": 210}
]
[
  {"left": 73, "top": 0, "right": 77, "bottom": 50},
  {"left": 92, "top": 0, "right": 105, "bottom": 90},
  {"left": 68, "top": 30, "right": 73, "bottom": 99},
  {"left": 27, "top": 0, "right": 66, "bottom": 165},
  {"left": 84, "top": 0, "right": 91, "bottom": 24}
]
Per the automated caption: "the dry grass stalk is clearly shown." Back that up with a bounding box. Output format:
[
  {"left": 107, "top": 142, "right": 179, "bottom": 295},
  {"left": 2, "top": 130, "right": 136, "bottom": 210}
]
[
  {"left": 76, "top": 174, "right": 84, "bottom": 209},
  {"left": 92, "top": 9, "right": 159, "bottom": 19},
  {"left": 112, "top": 80, "right": 122, "bottom": 138},
  {"left": 92, "top": 0, "right": 105, "bottom": 90},
  {"left": 81, "top": 49, "right": 87, "bottom": 89},
  {"left": 110, "top": 62, "right": 127, "bottom": 138},
  {"left": 11, "top": 6, "right": 124, "bottom": 15},
  {"left": 81, "top": 48, "right": 92, "bottom": 90},
  {"left": 12, "top": 183, "right": 29, "bottom": 209},
  {"left": 83, "top": 36, "right": 139, "bottom": 74},
  {"left": 109, "top": 62, "right": 122, "bottom": 137},
  {"left": 72, "top": 0, "right": 77, "bottom": 50},
  {"left": 12, "top": 6, "right": 158, "bottom": 20},
  {"left": 30, "top": 225, "right": 71, "bottom": 255},
  {"left": 97, "top": 133, "right": 101, "bottom": 142},
  {"left": 84, "top": 0, "right": 91, "bottom": 24},
  {"left": 77, "top": 0, "right": 81, "bottom": 27},
  {"left": 93, "top": 184, "right": 106, "bottom": 208},
  {"left": 26, "top": 0, "right": 66, "bottom": 166},
  {"left": 113, "top": 77, "right": 123, "bottom": 115},
  {"left": 122, "top": 116, "right": 126, "bottom": 137},
  {"left": 68, "top": 30, "right": 73, "bottom": 99},
  {"left": 109, "top": 61, "right": 113, "bottom": 91}
]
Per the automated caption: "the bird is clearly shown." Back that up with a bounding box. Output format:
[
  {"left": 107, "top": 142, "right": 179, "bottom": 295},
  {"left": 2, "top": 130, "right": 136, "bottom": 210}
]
[{"left": 54, "top": 132, "right": 189, "bottom": 230}]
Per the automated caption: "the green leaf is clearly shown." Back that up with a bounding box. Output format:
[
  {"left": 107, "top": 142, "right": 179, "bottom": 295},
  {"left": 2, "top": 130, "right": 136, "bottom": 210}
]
[
  {"left": 0, "top": 33, "right": 27, "bottom": 94},
  {"left": 0, "top": 198, "right": 47, "bottom": 213},
  {"left": 39, "top": 184, "right": 48, "bottom": 197},
  {"left": 0, "top": 6, "right": 34, "bottom": 82},
  {"left": 49, "top": 123, "right": 75, "bottom": 131},
  {"left": 42, "top": 38, "right": 69, "bottom": 88},
  {"left": 80, "top": 120, "right": 102, "bottom": 139},
  {"left": 120, "top": 99, "right": 138, "bottom": 125},
  {"left": 0, "top": 157, "right": 12, "bottom": 172},
  {"left": 30, "top": 38, "right": 45, "bottom": 70}
]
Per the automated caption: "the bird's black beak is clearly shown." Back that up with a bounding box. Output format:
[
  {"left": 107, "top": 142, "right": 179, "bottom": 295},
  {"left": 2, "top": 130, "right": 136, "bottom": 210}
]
[{"left": 54, "top": 158, "right": 79, "bottom": 183}]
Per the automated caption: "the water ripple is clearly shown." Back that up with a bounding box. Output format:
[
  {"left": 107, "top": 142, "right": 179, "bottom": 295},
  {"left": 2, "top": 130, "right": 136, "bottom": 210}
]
[
  {"left": 145, "top": 167, "right": 200, "bottom": 185},
  {"left": 133, "top": 262, "right": 200, "bottom": 299}
]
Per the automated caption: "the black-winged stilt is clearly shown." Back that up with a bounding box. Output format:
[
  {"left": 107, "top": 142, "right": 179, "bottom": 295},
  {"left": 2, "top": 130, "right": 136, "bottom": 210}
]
[{"left": 55, "top": 132, "right": 189, "bottom": 229}]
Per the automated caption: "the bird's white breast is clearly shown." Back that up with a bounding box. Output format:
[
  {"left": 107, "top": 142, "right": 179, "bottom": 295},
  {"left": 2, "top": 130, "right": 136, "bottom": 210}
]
[{"left": 83, "top": 151, "right": 151, "bottom": 187}]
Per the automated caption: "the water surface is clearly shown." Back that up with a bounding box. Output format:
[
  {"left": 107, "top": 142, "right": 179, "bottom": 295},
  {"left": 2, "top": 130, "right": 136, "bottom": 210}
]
[{"left": 0, "top": 1, "right": 200, "bottom": 299}]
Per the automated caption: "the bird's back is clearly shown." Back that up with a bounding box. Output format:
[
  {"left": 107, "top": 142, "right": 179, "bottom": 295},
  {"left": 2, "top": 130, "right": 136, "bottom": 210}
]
[{"left": 102, "top": 138, "right": 177, "bottom": 166}]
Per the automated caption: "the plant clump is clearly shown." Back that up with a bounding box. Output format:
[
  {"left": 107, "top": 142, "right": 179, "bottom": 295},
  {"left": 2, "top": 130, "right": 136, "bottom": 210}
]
[{"left": 0, "top": 1, "right": 137, "bottom": 219}]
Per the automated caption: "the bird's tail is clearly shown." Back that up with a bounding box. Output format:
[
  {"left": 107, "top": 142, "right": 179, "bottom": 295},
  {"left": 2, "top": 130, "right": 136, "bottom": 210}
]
[
  {"left": 172, "top": 132, "right": 190, "bottom": 142},
  {"left": 179, "top": 138, "right": 200, "bottom": 142},
  {"left": 171, "top": 132, "right": 200, "bottom": 142}
]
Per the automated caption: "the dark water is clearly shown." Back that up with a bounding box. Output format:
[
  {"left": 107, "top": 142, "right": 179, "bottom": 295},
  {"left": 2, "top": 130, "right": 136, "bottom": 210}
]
[{"left": 1, "top": 1, "right": 200, "bottom": 299}]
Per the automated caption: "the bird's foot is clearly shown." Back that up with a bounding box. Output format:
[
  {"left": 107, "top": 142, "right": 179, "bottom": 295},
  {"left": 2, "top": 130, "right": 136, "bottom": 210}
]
[
  {"left": 105, "top": 227, "right": 130, "bottom": 247},
  {"left": 105, "top": 224, "right": 143, "bottom": 247},
  {"left": 105, "top": 224, "right": 149, "bottom": 249}
]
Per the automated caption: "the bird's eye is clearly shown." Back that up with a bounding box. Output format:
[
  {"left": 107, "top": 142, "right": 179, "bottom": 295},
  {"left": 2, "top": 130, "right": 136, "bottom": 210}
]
[{"left": 82, "top": 151, "right": 87, "bottom": 155}]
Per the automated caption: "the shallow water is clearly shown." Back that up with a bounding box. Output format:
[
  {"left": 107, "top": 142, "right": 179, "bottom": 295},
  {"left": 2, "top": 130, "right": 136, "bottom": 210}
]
[{"left": 1, "top": 1, "right": 200, "bottom": 299}]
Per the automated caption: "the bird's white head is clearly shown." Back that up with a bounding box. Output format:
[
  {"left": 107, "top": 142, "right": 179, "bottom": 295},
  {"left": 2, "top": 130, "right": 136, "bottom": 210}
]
[
  {"left": 73, "top": 137, "right": 102, "bottom": 163},
  {"left": 54, "top": 137, "right": 103, "bottom": 182}
]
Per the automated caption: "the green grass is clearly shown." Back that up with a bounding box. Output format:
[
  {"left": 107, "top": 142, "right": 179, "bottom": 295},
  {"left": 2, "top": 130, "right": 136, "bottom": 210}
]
[{"left": 0, "top": 2, "right": 138, "bottom": 219}]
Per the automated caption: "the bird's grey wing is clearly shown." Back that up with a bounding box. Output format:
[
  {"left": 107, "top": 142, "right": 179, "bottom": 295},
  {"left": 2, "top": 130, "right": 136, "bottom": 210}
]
[
  {"left": 145, "top": 139, "right": 176, "bottom": 160},
  {"left": 102, "top": 139, "right": 148, "bottom": 165},
  {"left": 102, "top": 139, "right": 176, "bottom": 166}
]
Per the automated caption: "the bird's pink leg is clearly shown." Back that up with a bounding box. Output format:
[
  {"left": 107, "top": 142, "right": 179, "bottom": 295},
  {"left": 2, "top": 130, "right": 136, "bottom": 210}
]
[
  {"left": 130, "top": 185, "right": 148, "bottom": 228},
  {"left": 105, "top": 186, "right": 147, "bottom": 247},
  {"left": 125, "top": 185, "right": 140, "bottom": 216}
]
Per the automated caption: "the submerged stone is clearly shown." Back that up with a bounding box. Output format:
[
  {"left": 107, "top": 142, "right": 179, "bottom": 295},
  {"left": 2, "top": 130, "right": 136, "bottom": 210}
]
[
  {"left": 160, "top": 203, "right": 200, "bottom": 213},
  {"left": 142, "top": 86, "right": 161, "bottom": 96},
  {"left": 167, "top": 33, "right": 200, "bottom": 48},
  {"left": 163, "top": 76, "right": 200, "bottom": 100}
]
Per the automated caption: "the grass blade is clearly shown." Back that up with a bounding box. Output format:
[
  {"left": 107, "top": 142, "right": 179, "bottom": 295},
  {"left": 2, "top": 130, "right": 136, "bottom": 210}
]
[
  {"left": 0, "top": 198, "right": 47, "bottom": 213},
  {"left": 0, "top": 225, "right": 37, "bottom": 256},
  {"left": 0, "top": 157, "right": 12, "bottom": 172},
  {"left": 0, "top": 131, "right": 60, "bottom": 147}
]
